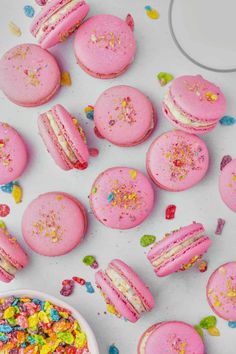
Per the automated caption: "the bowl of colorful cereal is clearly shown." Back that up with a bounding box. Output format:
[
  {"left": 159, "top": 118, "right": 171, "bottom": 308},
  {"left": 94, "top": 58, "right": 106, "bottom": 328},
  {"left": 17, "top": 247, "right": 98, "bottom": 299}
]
[{"left": 0, "top": 289, "right": 99, "bottom": 353}]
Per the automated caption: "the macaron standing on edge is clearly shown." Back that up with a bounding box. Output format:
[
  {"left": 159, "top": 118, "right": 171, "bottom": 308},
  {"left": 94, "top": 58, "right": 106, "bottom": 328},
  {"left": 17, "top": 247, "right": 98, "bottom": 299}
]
[
  {"left": 95, "top": 259, "right": 155, "bottom": 323},
  {"left": 94, "top": 85, "right": 156, "bottom": 146},
  {"left": 219, "top": 158, "right": 236, "bottom": 212},
  {"left": 31, "top": 0, "right": 90, "bottom": 49},
  {"left": 162, "top": 75, "right": 227, "bottom": 134},
  {"left": 38, "top": 104, "right": 89, "bottom": 171},
  {"left": 0, "top": 122, "right": 28, "bottom": 185},
  {"left": 89, "top": 167, "right": 155, "bottom": 229},
  {"left": 0, "top": 44, "right": 61, "bottom": 107},
  {"left": 146, "top": 130, "right": 209, "bottom": 191},
  {"left": 147, "top": 222, "right": 212, "bottom": 277},
  {"left": 74, "top": 14, "right": 136, "bottom": 78},
  {"left": 22, "top": 192, "right": 87, "bottom": 256}
]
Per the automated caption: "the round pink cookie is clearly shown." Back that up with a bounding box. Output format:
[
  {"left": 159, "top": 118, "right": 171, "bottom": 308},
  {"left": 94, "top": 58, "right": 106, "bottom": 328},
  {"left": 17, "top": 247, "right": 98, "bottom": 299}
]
[
  {"left": 0, "top": 44, "right": 61, "bottom": 107},
  {"left": 0, "top": 122, "right": 28, "bottom": 185},
  {"left": 31, "top": 0, "right": 90, "bottom": 49},
  {"left": 94, "top": 85, "right": 156, "bottom": 146},
  {"left": 162, "top": 75, "right": 227, "bottom": 134},
  {"left": 207, "top": 262, "right": 236, "bottom": 321},
  {"left": 89, "top": 167, "right": 154, "bottom": 229},
  {"left": 22, "top": 192, "right": 87, "bottom": 256},
  {"left": 147, "top": 223, "right": 211, "bottom": 277},
  {"left": 146, "top": 130, "right": 209, "bottom": 191},
  {"left": 138, "top": 321, "right": 205, "bottom": 354},
  {"left": 38, "top": 104, "right": 89, "bottom": 171},
  {"left": 74, "top": 14, "right": 136, "bottom": 78},
  {"left": 0, "top": 228, "right": 28, "bottom": 283},
  {"left": 219, "top": 159, "right": 236, "bottom": 212},
  {"left": 95, "top": 259, "right": 155, "bottom": 323}
]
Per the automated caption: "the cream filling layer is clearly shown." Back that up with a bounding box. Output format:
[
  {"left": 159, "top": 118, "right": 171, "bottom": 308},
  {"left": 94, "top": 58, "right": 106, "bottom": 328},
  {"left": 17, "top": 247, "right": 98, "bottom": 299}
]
[
  {"left": 106, "top": 267, "right": 146, "bottom": 315},
  {"left": 139, "top": 326, "right": 157, "bottom": 354},
  {"left": 0, "top": 255, "right": 17, "bottom": 276},
  {"left": 164, "top": 93, "right": 216, "bottom": 128},
  {"left": 36, "top": 0, "right": 83, "bottom": 40},
  {"left": 152, "top": 232, "right": 204, "bottom": 268},
  {"left": 47, "top": 112, "right": 77, "bottom": 163}
]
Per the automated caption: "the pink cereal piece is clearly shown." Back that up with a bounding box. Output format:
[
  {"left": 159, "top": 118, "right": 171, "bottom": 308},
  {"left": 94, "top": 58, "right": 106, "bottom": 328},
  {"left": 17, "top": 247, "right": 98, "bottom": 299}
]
[
  {"left": 215, "top": 218, "right": 225, "bottom": 235},
  {"left": 0, "top": 204, "right": 10, "bottom": 217},
  {"left": 17, "top": 315, "right": 28, "bottom": 329},
  {"left": 89, "top": 148, "right": 99, "bottom": 157}
]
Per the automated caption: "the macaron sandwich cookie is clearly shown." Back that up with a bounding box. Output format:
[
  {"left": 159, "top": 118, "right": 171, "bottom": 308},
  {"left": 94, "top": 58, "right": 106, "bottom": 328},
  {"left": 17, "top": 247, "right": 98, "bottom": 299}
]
[
  {"left": 0, "top": 227, "right": 28, "bottom": 283},
  {"left": 22, "top": 192, "right": 87, "bottom": 256},
  {"left": 146, "top": 130, "right": 209, "bottom": 191},
  {"left": 162, "top": 75, "right": 227, "bottom": 134},
  {"left": 219, "top": 158, "right": 236, "bottom": 212},
  {"left": 147, "top": 223, "right": 212, "bottom": 277},
  {"left": 95, "top": 259, "right": 155, "bottom": 323},
  {"left": 31, "top": 0, "right": 90, "bottom": 49},
  {"left": 0, "top": 123, "right": 28, "bottom": 185},
  {"left": 0, "top": 44, "right": 61, "bottom": 107},
  {"left": 207, "top": 262, "right": 236, "bottom": 321},
  {"left": 89, "top": 167, "right": 154, "bottom": 229},
  {"left": 74, "top": 14, "right": 136, "bottom": 78},
  {"left": 38, "top": 104, "right": 89, "bottom": 171},
  {"left": 94, "top": 85, "right": 156, "bottom": 146},
  {"left": 138, "top": 321, "right": 205, "bottom": 354}
]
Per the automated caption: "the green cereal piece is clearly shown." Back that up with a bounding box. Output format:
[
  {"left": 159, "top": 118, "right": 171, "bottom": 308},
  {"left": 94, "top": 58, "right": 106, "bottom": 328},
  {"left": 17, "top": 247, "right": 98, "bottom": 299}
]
[
  {"left": 92, "top": 187, "right": 97, "bottom": 194},
  {"left": 7, "top": 317, "right": 16, "bottom": 326},
  {"left": 200, "top": 315, "right": 217, "bottom": 329},
  {"left": 57, "top": 331, "right": 74, "bottom": 344},
  {"left": 140, "top": 235, "right": 156, "bottom": 247},
  {"left": 83, "top": 255, "right": 95, "bottom": 266},
  {"left": 194, "top": 325, "right": 203, "bottom": 338}
]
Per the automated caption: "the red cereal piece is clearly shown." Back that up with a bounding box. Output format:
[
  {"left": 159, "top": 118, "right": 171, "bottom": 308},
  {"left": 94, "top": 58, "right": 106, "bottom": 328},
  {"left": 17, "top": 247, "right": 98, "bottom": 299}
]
[
  {"left": 0, "top": 204, "right": 10, "bottom": 217},
  {"left": 62, "top": 279, "right": 73, "bottom": 286},
  {"left": 197, "top": 260, "right": 208, "bottom": 273},
  {"left": 165, "top": 204, "right": 176, "bottom": 220},
  {"left": 89, "top": 148, "right": 99, "bottom": 157},
  {"left": 126, "top": 14, "right": 135, "bottom": 31},
  {"left": 74, "top": 161, "right": 88, "bottom": 170},
  {"left": 66, "top": 347, "right": 77, "bottom": 354},
  {"left": 72, "top": 276, "right": 86, "bottom": 285},
  {"left": 220, "top": 155, "right": 232, "bottom": 171}
]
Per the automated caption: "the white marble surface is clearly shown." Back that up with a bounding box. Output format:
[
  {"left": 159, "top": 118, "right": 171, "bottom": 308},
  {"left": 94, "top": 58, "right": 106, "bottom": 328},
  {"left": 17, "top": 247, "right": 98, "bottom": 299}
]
[{"left": 0, "top": 1, "right": 236, "bottom": 353}]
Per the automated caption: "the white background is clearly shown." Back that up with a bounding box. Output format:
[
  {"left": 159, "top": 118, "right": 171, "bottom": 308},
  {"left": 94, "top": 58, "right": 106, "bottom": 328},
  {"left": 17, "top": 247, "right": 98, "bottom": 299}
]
[{"left": 0, "top": 1, "right": 236, "bottom": 353}]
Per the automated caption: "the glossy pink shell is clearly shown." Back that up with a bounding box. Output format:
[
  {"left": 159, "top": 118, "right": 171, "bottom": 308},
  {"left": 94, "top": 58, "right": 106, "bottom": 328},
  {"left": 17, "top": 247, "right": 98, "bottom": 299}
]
[{"left": 219, "top": 159, "right": 236, "bottom": 212}]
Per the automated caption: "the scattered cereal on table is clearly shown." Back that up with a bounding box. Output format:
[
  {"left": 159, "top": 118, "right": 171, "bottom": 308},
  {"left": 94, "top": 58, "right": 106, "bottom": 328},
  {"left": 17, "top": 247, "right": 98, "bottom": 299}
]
[
  {"left": 83, "top": 255, "right": 99, "bottom": 269},
  {"left": 157, "top": 72, "right": 174, "bottom": 86},
  {"left": 215, "top": 218, "right": 225, "bottom": 235},
  {"left": 165, "top": 204, "right": 176, "bottom": 219},
  {"left": 23, "top": 5, "right": 35, "bottom": 18},
  {"left": 208, "top": 327, "right": 220, "bottom": 336},
  {"left": 0, "top": 182, "right": 13, "bottom": 193},
  {"left": 145, "top": 5, "right": 159, "bottom": 19},
  {"left": 140, "top": 234, "right": 156, "bottom": 247},
  {"left": 126, "top": 14, "right": 134, "bottom": 31},
  {"left": 199, "top": 315, "right": 217, "bottom": 329},
  {"left": 219, "top": 115, "right": 235, "bottom": 126},
  {"left": 84, "top": 105, "right": 94, "bottom": 120},
  {"left": 228, "top": 321, "right": 236, "bottom": 328},
  {"left": 61, "top": 71, "right": 71, "bottom": 86},
  {"left": 85, "top": 282, "right": 95, "bottom": 294},
  {"left": 220, "top": 155, "right": 232, "bottom": 170},
  {"left": 0, "top": 204, "right": 10, "bottom": 217},
  {"left": 109, "top": 344, "right": 119, "bottom": 354},
  {"left": 89, "top": 148, "right": 99, "bottom": 157},
  {"left": 197, "top": 260, "right": 208, "bottom": 273},
  {"left": 60, "top": 280, "right": 74, "bottom": 297},
  {"left": 8, "top": 21, "right": 22, "bottom": 37},
  {"left": 72, "top": 276, "right": 86, "bottom": 285},
  {"left": 12, "top": 183, "right": 23, "bottom": 204}
]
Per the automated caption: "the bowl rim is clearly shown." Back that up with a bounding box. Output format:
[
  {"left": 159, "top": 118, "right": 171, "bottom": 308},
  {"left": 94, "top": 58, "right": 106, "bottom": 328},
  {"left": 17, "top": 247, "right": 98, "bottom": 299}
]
[{"left": 0, "top": 289, "right": 100, "bottom": 354}]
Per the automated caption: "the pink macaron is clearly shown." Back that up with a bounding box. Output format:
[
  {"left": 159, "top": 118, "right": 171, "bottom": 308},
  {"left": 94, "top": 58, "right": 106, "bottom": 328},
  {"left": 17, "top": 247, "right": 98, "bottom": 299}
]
[
  {"left": 74, "top": 14, "right": 136, "bottom": 78},
  {"left": 0, "top": 122, "right": 28, "bottom": 185},
  {"left": 22, "top": 192, "right": 87, "bottom": 256},
  {"left": 0, "top": 227, "right": 28, "bottom": 283},
  {"left": 147, "top": 222, "right": 212, "bottom": 277},
  {"left": 146, "top": 130, "right": 209, "bottom": 191},
  {"left": 162, "top": 75, "right": 227, "bottom": 134},
  {"left": 31, "top": 0, "right": 90, "bottom": 49},
  {"left": 207, "top": 262, "right": 236, "bottom": 321},
  {"left": 94, "top": 85, "right": 156, "bottom": 146},
  {"left": 0, "top": 44, "right": 61, "bottom": 107},
  {"left": 38, "top": 104, "right": 89, "bottom": 171},
  {"left": 219, "top": 158, "right": 236, "bottom": 212},
  {"left": 138, "top": 321, "right": 205, "bottom": 354},
  {"left": 89, "top": 167, "right": 154, "bottom": 229},
  {"left": 95, "top": 259, "right": 155, "bottom": 323}
]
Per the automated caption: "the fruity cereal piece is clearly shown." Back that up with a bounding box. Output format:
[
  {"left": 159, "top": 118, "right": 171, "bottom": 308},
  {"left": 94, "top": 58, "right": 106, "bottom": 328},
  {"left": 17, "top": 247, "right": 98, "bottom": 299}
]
[
  {"left": 145, "top": 5, "right": 159, "bottom": 19},
  {"left": 165, "top": 204, "right": 176, "bottom": 219},
  {"left": 61, "top": 71, "right": 71, "bottom": 87},
  {"left": 157, "top": 72, "right": 174, "bottom": 86},
  {"left": 140, "top": 235, "right": 156, "bottom": 247}
]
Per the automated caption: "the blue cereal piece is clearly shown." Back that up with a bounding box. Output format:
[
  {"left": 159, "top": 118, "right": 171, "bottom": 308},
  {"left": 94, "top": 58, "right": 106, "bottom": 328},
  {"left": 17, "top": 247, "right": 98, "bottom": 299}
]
[
  {"left": 85, "top": 282, "right": 95, "bottom": 294},
  {"left": 24, "top": 5, "right": 35, "bottom": 18},
  {"left": 228, "top": 321, "right": 236, "bottom": 328},
  {"left": 12, "top": 298, "right": 19, "bottom": 306},
  {"left": 27, "top": 336, "right": 36, "bottom": 344},
  {"left": 219, "top": 115, "right": 235, "bottom": 126},
  {"left": 50, "top": 308, "right": 60, "bottom": 321},
  {"left": 144, "top": 5, "right": 152, "bottom": 11},
  {"left": 0, "top": 334, "right": 8, "bottom": 342},
  {"left": 109, "top": 344, "right": 119, "bottom": 354},
  {"left": 0, "top": 324, "right": 13, "bottom": 333},
  {"left": 1, "top": 182, "right": 13, "bottom": 193}
]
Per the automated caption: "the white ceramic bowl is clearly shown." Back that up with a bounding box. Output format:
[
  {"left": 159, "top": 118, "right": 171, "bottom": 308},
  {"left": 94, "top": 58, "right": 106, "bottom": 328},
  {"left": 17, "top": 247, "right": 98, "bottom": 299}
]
[{"left": 0, "top": 289, "right": 99, "bottom": 354}]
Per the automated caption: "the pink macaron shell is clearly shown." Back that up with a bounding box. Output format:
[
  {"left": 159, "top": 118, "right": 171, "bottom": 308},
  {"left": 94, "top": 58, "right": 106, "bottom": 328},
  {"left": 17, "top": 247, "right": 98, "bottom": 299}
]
[
  {"left": 94, "top": 85, "right": 156, "bottom": 146},
  {"left": 138, "top": 321, "right": 204, "bottom": 354},
  {"left": 219, "top": 159, "right": 236, "bottom": 212},
  {"left": 31, "top": 0, "right": 90, "bottom": 49},
  {"left": 207, "top": 262, "right": 236, "bottom": 321},
  {"left": 89, "top": 167, "right": 154, "bottom": 229},
  {"left": 22, "top": 192, "right": 87, "bottom": 256},
  {"left": 146, "top": 130, "right": 209, "bottom": 191},
  {"left": 74, "top": 14, "right": 136, "bottom": 78},
  {"left": 0, "top": 44, "right": 61, "bottom": 107},
  {"left": 0, "top": 122, "right": 28, "bottom": 185}
]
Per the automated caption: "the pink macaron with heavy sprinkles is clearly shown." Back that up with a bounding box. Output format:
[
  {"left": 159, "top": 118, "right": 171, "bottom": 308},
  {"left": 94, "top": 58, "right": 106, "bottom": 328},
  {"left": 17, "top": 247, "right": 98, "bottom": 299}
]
[
  {"left": 22, "top": 192, "right": 87, "bottom": 256},
  {"left": 219, "top": 159, "right": 236, "bottom": 212},
  {"left": 0, "top": 44, "right": 61, "bottom": 107},
  {"left": 31, "top": 0, "right": 90, "bottom": 49},
  {"left": 95, "top": 259, "right": 155, "bottom": 323},
  {"left": 138, "top": 321, "right": 205, "bottom": 354},
  {"left": 89, "top": 167, "right": 154, "bottom": 229},
  {"left": 162, "top": 75, "right": 227, "bottom": 134},
  {"left": 207, "top": 262, "right": 236, "bottom": 321},
  {"left": 74, "top": 14, "right": 136, "bottom": 78},
  {"left": 0, "top": 123, "right": 28, "bottom": 185},
  {"left": 147, "top": 223, "right": 211, "bottom": 277},
  {"left": 146, "top": 130, "right": 209, "bottom": 191},
  {"left": 94, "top": 85, "right": 156, "bottom": 146},
  {"left": 0, "top": 227, "right": 28, "bottom": 283},
  {"left": 38, "top": 104, "right": 89, "bottom": 171}
]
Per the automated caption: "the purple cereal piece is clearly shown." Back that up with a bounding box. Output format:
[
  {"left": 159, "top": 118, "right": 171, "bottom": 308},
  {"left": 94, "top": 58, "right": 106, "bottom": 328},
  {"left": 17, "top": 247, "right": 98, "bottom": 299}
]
[
  {"left": 91, "top": 261, "right": 99, "bottom": 269},
  {"left": 215, "top": 218, "right": 226, "bottom": 235},
  {"left": 220, "top": 155, "right": 232, "bottom": 171}
]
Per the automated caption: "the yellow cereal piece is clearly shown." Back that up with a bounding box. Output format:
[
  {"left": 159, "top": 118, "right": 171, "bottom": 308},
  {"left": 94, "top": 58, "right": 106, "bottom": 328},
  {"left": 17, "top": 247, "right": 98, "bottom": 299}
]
[
  {"left": 8, "top": 21, "right": 22, "bottom": 37},
  {"left": 106, "top": 303, "right": 117, "bottom": 315},
  {"left": 75, "top": 332, "right": 87, "bottom": 348},
  {"left": 12, "top": 184, "right": 23, "bottom": 204},
  {"left": 20, "top": 298, "right": 30, "bottom": 302},
  {"left": 40, "top": 344, "right": 52, "bottom": 354},
  {"left": 3, "top": 306, "right": 15, "bottom": 319},
  {"left": 28, "top": 314, "right": 39, "bottom": 328},
  {"left": 208, "top": 327, "right": 220, "bottom": 336},
  {"left": 60, "top": 71, "right": 71, "bottom": 86},
  {"left": 130, "top": 169, "right": 137, "bottom": 180},
  {"left": 38, "top": 311, "right": 49, "bottom": 323},
  {"left": 59, "top": 311, "right": 69, "bottom": 319},
  {"left": 146, "top": 8, "right": 159, "bottom": 20}
]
